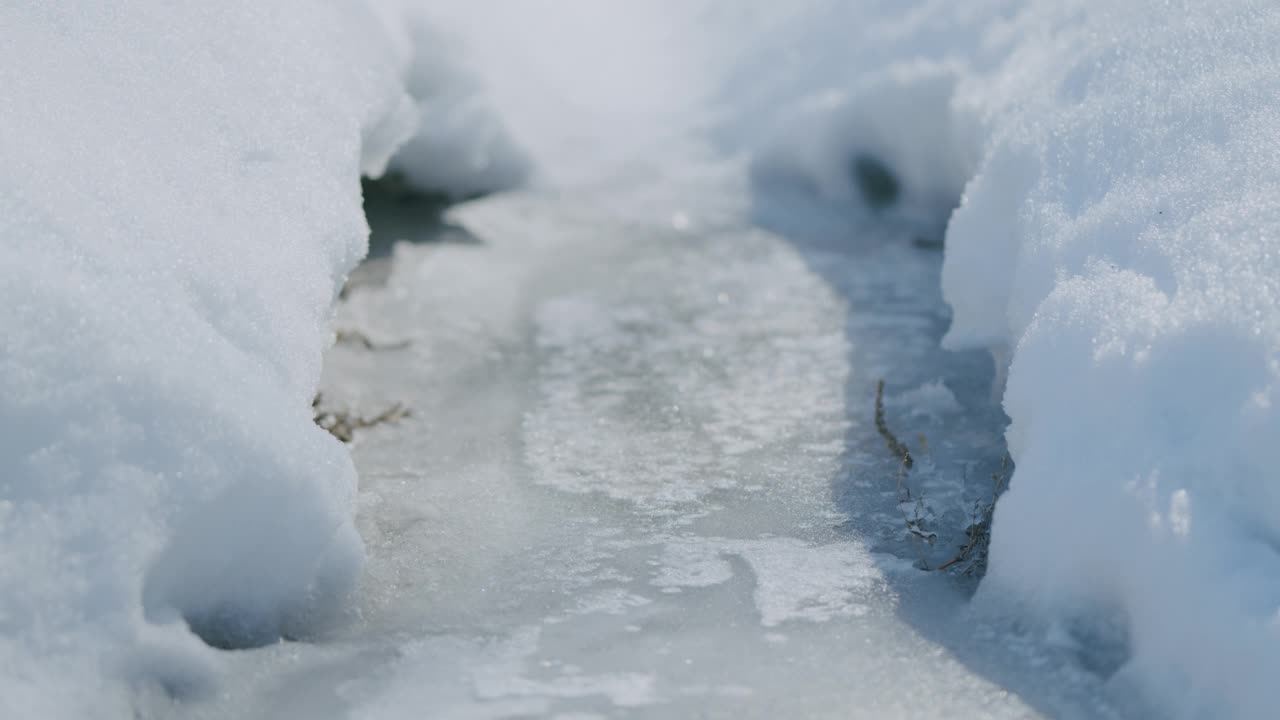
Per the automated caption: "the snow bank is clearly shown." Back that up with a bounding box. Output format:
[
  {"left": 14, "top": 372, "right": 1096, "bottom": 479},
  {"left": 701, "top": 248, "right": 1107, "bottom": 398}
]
[
  {"left": 0, "top": 2, "right": 417, "bottom": 715},
  {"left": 948, "top": 4, "right": 1280, "bottom": 717},
  {"left": 739, "top": 2, "right": 1001, "bottom": 237},
  {"left": 370, "top": 0, "right": 530, "bottom": 198},
  {"left": 0, "top": 2, "right": 709, "bottom": 714},
  {"left": 739, "top": 0, "right": 1280, "bottom": 715},
  {"left": 381, "top": 0, "right": 720, "bottom": 191}
]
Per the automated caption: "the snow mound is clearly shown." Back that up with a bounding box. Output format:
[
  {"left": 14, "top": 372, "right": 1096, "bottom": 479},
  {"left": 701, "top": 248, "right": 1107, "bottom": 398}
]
[
  {"left": 0, "top": 2, "right": 416, "bottom": 715},
  {"left": 947, "top": 4, "right": 1280, "bottom": 717},
  {"left": 372, "top": 0, "right": 530, "bottom": 198},
  {"left": 736, "top": 0, "right": 1280, "bottom": 715},
  {"left": 0, "top": 3, "right": 718, "bottom": 713},
  {"left": 387, "top": 0, "right": 719, "bottom": 190},
  {"left": 750, "top": 61, "right": 974, "bottom": 236}
]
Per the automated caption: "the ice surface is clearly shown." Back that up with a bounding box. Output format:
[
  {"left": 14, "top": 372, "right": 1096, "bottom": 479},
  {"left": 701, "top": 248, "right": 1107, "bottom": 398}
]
[{"left": 179, "top": 190, "right": 1113, "bottom": 719}]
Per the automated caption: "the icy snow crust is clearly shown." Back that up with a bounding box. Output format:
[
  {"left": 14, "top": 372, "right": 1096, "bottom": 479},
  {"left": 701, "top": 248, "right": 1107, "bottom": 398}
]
[{"left": 5, "top": 0, "right": 1280, "bottom": 717}]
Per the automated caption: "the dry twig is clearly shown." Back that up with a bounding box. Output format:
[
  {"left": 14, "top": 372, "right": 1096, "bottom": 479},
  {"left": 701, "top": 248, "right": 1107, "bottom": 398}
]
[
  {"left": 313, "top": 392, "right": 410, "bottom": 443},
  {"left": 335, "top": 329, "right": 411, "bottom": 351},
  {"left": 937, "top": 454, "right": 1010, "bottom": 572},
  {"left": 875, "top": 380, "right": 913, "bottom": 470},
  {"left": 874, "top": 379, "right": 934, "bottom": 566}
]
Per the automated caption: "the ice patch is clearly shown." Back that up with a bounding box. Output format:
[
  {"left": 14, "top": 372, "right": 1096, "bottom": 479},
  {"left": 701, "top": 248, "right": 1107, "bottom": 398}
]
[
  {"left": 479, "top": 672, "right": 659, "bottom": 709},
  {"left": 654, "top": 538, "right": 887, "bottom": 628},
  {"left": 524, "top": 230, "right": 848, "bottom": 514},
  {"left": 565, "top": 589, "right": 654, "bottom": 618},
  {"left": 651, "top": 544, "right": 736, "bottom": 590}
]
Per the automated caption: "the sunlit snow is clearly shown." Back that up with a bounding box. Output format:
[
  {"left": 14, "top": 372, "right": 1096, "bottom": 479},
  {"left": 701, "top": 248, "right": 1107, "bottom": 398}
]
[{"left": 4, "top": 0, "right": 1279, "bottom": 718}]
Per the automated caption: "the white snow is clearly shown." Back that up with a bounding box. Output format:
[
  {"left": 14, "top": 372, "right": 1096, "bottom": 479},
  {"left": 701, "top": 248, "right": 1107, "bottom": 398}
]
[
  {"left": 6, "top": 0, "right": 1280, "bottom": 717},
  {"left": 0, "top": 2, "right": 415, "bottom": 715},
  {"left": 943, "top": 5, "right": 1280, "bottom": 718},
  {"left": 712, "top": 2, "right": 1280, "bottom": 715},
  {"left": 371, "top": 1, "right": 530, "bottom": 198}
]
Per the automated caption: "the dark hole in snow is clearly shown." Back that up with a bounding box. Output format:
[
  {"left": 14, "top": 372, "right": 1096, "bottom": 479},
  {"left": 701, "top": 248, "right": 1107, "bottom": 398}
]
[
  {"left": 850, "top": 153, "right": 900, "bottom": 210},
  {"left": 184, "top": 607, "right": 286, "bottom": 651},
  {"left": 1065, "top": 612, "right": 1132, "bottom": 681},
  {"left": 361, "top": 172, "right": 480, "bottom": 259},
  {"left": 345, "top": 173, "right": 483, "bottom": 297}
]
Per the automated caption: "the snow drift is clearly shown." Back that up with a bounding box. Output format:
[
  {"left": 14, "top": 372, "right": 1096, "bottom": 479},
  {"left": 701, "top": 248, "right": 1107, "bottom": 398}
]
[
  {"left": 0, "top": 1, "right": 417, "bottom": 715},
  {"left": 370, "top": 1, "right": 530, "bottom": 198},
  {"left": 743, "top": 1, "right": 1280, "bottom": 716},
  {"left": 947, "top": 4, "right": 1280, "bottom": 718}
]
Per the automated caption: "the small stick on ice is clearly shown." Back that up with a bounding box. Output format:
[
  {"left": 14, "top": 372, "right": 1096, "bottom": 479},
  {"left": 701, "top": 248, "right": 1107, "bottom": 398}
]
[
  {"left": 874, "top": 380, "right": 913, "bottom": 470},
  {"left": 874, "top": 380, "right": 934, "bottom": 567},
  {"left": 937, "top": 454, "right": 1010, "bottom": 572},
  {"left": 335, "top": 329, "right": 411, "bottom": 351},
  {"left": 313, "top": 393, "right": 410, "bottom": 443}
]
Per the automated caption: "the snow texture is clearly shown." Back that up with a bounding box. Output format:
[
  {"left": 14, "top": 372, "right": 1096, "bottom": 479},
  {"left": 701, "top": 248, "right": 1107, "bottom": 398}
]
[
  {"left": 370, "top": 0, "right": 530, "bottom": 198},
  {"left": 5, "top": 0, "right": 1280, "bottom": 717},
  {"left": 948, "top": 5, "right": 1280, "bottom": 718},
  {"left": 744, "top": 1, "right": 1280, "bottom": 716},
  {"left": 0, "top": 2, "right": 416, "bottom": 715}
]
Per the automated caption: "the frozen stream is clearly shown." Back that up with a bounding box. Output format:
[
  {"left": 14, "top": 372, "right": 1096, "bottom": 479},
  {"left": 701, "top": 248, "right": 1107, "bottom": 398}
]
[{"left": 177, "top": 186, "right": 1121, "bottom": 719}]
